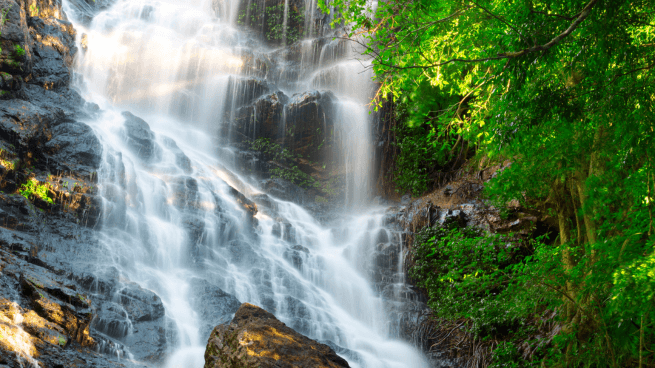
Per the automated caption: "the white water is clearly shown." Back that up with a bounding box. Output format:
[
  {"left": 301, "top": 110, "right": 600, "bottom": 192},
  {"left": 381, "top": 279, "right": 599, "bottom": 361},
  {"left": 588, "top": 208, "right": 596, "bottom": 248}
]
[{"left": 63, "top": 0, "right": 427, "bottom": 367}]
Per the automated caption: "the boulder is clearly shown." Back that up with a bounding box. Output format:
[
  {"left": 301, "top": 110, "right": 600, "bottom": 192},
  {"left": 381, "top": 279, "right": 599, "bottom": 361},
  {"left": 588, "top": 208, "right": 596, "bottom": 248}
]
[
  {"left": 121, "top": 111, "right": 162, "bottom": 163},
  {"left": 116, "top": 283, "right": 166, "bottom": 323},
  {"left": 188, "top": 278, "right": 241, "bottom": 339},
  {"left": 204, "top": 303, "right": 350, "bottom": 368},
  {"left": 230, "top": 91, "right": 288, "bottom": 143}
]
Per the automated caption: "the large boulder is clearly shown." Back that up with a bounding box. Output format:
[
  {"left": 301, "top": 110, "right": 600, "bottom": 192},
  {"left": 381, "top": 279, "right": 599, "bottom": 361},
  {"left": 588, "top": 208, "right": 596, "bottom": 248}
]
[{"left": 204, "top": 303, "right": 350, "bottom": 368}]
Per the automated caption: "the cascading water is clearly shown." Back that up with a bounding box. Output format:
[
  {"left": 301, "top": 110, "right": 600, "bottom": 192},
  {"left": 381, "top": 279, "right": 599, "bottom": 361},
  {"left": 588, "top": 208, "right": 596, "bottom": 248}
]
[{"left": 62, "top": 0, "right": 428, "bottom": 367}]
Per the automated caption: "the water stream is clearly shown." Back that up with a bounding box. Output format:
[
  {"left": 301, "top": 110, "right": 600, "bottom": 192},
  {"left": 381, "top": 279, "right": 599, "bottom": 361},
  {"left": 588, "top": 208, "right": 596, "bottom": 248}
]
[{"left": 63, "top": 0, "right": 428, "bottom": 367}]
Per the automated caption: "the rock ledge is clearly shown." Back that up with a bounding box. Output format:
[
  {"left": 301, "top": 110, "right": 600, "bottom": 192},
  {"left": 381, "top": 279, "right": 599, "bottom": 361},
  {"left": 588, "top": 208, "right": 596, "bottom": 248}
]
[{"left": 204, "top": 303, "right": 350, "bottom": 368}]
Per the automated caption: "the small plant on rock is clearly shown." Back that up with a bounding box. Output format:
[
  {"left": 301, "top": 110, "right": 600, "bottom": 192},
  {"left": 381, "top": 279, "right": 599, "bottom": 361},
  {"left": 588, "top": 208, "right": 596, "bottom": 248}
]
[
  {"left": 28, "top": 4, "right": 38, "bottom": 17},
  {"left": 20, "top": 178, "right": 54, "bottom": 204},
  {"left": 13, "top": 44, "right": 25, "bottom": 58}
]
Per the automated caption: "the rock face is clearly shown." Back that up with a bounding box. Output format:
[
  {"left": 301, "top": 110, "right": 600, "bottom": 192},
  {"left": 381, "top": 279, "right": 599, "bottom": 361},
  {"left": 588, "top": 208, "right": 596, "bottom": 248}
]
[
  {"left": 225, "top": 0, "right": 325, "bottom": 46},
  {"left": 204, "top": 303, "right": 350, "bottom": 368}
]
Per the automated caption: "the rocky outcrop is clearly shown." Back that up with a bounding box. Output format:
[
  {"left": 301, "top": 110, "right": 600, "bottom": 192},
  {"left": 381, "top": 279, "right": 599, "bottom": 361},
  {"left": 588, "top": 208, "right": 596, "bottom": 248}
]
[
  {"left": 121, "top": 111, "right": 162, "bottom": 163},
  {"left": 0, "top": 0, "right": 173, "bottom": 366},
  {"left": 0, "top": 244, "right": 151, "bottom": 368},
  {"left": 204, "top": 303, "right": 350, "bottom": 368}
]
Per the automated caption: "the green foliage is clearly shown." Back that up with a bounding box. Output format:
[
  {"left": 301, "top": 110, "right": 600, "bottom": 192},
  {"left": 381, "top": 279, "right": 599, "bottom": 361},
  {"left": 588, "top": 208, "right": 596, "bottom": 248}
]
[
  {"left": 205, "top": 327, "right": 259, "bottom": 368},
  {"left": 322, "top": 0, "right": 655, "bottom": 365},
  {"left": 57, "top": 335, "right": 65, "bottom": 347},
  {"left": 20, "top": 178, "right": 54, "bottom": 204},
  {"left": 13, "top": 44, "right": 25, "bottom": 58},
  {"left": 28, "top": 3, "right": 38, "bottom": 17},
  {"left": 410, "top": 222, "right": 537, "bottom": 338}
]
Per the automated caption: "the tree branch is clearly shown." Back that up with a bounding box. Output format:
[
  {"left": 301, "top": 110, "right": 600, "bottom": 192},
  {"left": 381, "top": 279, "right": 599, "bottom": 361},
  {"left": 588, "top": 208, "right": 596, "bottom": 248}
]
[
  {"left": 472, "top": 1, "right": 529, "bottom": 45},
  {"left": 498, "top": 0, "right": 599, "bottom": 58},
  {"left": 337, "top": 0, "right": 600, "bottom": 72}
]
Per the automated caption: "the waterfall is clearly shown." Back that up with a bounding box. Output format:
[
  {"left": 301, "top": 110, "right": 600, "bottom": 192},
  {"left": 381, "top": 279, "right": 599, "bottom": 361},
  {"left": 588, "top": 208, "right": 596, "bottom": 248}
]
[{"left": 62, "top": 0, "right": 428, "bottom": 367}]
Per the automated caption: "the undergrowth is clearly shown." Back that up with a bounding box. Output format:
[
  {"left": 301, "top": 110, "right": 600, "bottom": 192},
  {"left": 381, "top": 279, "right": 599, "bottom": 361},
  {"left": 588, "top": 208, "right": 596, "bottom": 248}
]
[{"left": 411, "top": 218, "right": 655, "bottom": 367}]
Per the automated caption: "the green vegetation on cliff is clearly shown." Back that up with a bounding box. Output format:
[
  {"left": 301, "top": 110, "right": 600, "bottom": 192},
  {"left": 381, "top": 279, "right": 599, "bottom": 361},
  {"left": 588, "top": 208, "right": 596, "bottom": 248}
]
[{"left": 322, "top": 0, "right": 655, "bottom": 366}]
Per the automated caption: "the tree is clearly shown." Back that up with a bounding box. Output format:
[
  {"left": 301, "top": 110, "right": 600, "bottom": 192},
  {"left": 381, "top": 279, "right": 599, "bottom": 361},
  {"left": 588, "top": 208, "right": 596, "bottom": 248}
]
[{"left": 321, "top": 0, "right": 655, "bottom": 365}]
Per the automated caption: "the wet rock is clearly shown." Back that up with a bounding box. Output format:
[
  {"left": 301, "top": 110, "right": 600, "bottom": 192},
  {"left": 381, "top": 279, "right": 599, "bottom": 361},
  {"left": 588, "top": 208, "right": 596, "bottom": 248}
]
[
  {"left": 188, "top": 277, "right": 241, "bottom": 339},
  {"left": 0, "top": 98, "right": 61, "bottom": 150},
  {"left": 45, "top": 118, "right": 102, "bottom": 177},
  {"left": 93, "top": 302, "right": 131, "bottom": 339},
  {"left": 271, "top": 222, "right": 281, "bottom": 237},
  {"left": 116, "top": 283, "right": 165, "bottom": 323},
  {"left": 283, "top": 244, "right": 309, "bottom": 270},
  {"left": 228, "top": 76, "right": 270, "bottom": 108},
  {"left": 204, "top": 303, "right": 350, "bottom": 368},
  {"left": 65, "top": 0, "right": 117, "bottom": 25},
  {"left": 27, "top": 16, "right": 77, "bottom": 89},
  {"left": 121, "top": 111, "right": 162, "bottom": 163},
  {"left": 21, "top": 83, "right": 85, "bottom": 114},
  {"left": 0, "top": 0, "right": 32, "bottom": 84},
  {"left": 284, "top": 90, "right": 336, "bottom": 160},
  {"left": 233, "top": 0, "right": 310, "bottom": 46},
  {"left": 226, "top": 239, "right": 261, "bottom": 267},
  {"left": 73, "top": 267, "right": 120, "bottom": 297},
  {"left": 122, "top": 317, "right": 174, "bottom": 363},
  {"left": 227, "top": 185, "right": 258, "bottom": 229},
  {"left": 230, "top": 91, "right": 288, "bottom": 143},
  {"left": 282, "top": 222, "right": 296, "bottom": 243},
  {"left": 162, "top": 136, "right": 192, "bottom": 174},
  {"left": 251, "top": 193, "right": 277, "bottom": 212},
  {"left": 20, "top": 273, "right": 95, "bottom": 347},
  {"left": 261, "top": 177, "right": 309, "bottom": 204},
  {"left": 239, "top": 49, "right": 272, "bottom": 78},
  {"left": 170, "top": 176, "right": 200, "bottom": 209},
  {"left": 248, "top": 268, "right": 275, "bottom": 313}
]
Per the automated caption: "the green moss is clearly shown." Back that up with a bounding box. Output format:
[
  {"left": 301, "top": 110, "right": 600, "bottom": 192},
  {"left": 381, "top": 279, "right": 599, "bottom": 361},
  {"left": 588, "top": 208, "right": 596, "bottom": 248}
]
[
  {"left": 13, "top": 44, "right": 25, "bottom": 58},
  {"left": 20, "top": 179, "right": 54, "bottom": 204},
  {"left": 206, "top": 328, "right": 258, "bottom": 368}
]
